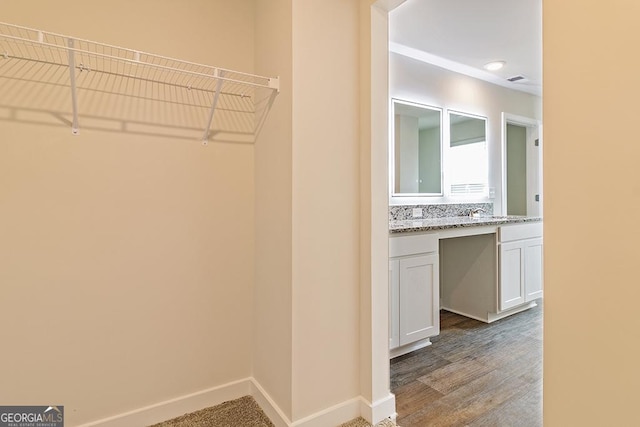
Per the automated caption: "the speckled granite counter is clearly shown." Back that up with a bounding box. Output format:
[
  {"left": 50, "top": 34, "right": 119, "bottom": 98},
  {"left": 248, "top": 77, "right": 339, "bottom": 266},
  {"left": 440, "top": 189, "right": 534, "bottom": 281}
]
[{"left": 389, "top": 215, "right": 542, "bottom": 234}]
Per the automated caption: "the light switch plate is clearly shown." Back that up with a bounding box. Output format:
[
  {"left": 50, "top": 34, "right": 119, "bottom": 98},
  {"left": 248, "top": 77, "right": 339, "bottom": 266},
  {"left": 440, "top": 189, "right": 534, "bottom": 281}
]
[
  {"left": 489, "top": 187, "right": 496, "bottom": 199},
  {"left": 412, "top": 208, "right": 423, "bottom": 218}
]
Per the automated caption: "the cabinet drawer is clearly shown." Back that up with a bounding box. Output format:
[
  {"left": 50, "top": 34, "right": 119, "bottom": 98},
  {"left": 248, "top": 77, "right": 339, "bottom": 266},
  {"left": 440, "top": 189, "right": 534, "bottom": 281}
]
[
  {"left": 499, "top": 222, "right": 542, "bottom": 243},
  {"left": 389, "top": 233, "right": 439, "bottom": 257}
]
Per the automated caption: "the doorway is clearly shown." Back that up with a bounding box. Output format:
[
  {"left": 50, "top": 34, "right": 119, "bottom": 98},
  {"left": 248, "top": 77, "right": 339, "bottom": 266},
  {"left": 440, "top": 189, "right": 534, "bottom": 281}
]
[{"left": 502, "top": 114, "right": 542, "bottom": 217}]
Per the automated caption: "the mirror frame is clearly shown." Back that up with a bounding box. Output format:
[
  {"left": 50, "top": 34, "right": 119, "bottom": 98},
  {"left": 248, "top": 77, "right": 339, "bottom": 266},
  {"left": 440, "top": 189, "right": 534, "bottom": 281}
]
[{"left": 390, "top": 98, "right": 444, "bottom": 198}]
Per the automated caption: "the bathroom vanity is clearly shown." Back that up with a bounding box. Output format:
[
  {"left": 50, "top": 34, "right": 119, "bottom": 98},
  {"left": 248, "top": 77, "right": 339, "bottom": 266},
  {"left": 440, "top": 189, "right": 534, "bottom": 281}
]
[
  {"left": 388, "top": 97, "right": 543, "bottom": 357},
  {"left": 389, "top": 214, "right": 542, "bottom": 358}
]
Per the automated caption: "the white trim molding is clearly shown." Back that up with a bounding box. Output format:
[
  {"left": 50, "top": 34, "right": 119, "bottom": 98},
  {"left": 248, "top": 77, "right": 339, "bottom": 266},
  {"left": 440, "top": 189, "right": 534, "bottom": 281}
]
[
  {"left": 290, "top": 398, "right": 362, "bottom": 427},
  {"left": 252, "top": 386, "right": 396, "bottom": 427},
  {"left": 75, "top": 379, "right": 396, "bottom": 427},
  {"left": 500, "top": 113, "right": 543, "bottom": 217},
  {"left": 360, "top": 393, "right": 397, "bottom": 425},
  {"left": 76, "top": 378, "right": 252, "bottom": 427},
  {"left": 250, "top": 379, "right": 291, "bottom": 427}
]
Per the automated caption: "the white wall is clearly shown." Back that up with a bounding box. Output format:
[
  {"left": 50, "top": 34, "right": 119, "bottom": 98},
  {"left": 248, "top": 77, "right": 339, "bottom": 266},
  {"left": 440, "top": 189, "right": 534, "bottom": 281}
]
[
  {"left": 390, "top": 52, "right": 542, "bottom": 211},
  {"left": 0, "top": 1, "right": 256, "bottom": 425}
]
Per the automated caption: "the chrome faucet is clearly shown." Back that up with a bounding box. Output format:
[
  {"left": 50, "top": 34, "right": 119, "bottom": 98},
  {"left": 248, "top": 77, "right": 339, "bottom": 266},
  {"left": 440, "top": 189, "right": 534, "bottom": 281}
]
[{"left": 469, "top": 208, "right": 486, "bottom": 218}]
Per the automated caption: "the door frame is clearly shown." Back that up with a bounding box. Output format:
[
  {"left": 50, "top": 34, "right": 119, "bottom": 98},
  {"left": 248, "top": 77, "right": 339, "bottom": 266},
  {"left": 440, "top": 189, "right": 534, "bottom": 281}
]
[{"left": 501, "top": 113, "right": 543, "bottom": 217}]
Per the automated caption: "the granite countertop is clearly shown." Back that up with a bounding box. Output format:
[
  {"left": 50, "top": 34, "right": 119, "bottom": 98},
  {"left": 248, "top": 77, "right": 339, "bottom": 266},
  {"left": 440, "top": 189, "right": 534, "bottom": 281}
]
[{"left": 389, "top": 215, "right": 542, "bottom": 234}]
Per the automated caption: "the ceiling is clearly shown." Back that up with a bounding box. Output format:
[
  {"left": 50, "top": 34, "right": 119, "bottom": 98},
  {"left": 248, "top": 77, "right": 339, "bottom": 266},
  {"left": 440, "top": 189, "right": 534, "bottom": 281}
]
[{"left": 389, "top": 0, "right": 542, "bottom": 96}]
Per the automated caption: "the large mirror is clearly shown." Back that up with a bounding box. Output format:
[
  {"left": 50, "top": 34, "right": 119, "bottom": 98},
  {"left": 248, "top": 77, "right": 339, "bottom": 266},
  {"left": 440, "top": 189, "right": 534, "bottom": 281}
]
[
  {"left": 392, "top": 99, "right": 442, "bottom": 195},
  {"left": 448, "top": 111, "right": 488, "bottom": 196}
]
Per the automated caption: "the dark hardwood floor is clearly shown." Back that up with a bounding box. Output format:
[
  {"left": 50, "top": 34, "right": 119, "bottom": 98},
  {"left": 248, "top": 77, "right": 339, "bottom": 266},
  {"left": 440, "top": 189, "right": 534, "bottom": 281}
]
[{"left": 391, "top": 302, "right": 542, "bottom": 427}]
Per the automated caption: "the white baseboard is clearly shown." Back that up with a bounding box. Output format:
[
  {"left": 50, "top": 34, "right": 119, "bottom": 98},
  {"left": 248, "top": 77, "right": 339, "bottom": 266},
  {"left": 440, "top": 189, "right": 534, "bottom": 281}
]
[
  {"left": 76, "top": 378, "right": 252, "bottom": 427},
  {"left": 360, "top": 393, "right": 397, "bottom": 425},
  {"left": 443, "top": 301, "right": 538, "bottom": 324},
  {"left": 390, "top": 338, "right": 432, "bottom": 359},
  {"left": 77, "top": 378, "right": 397, "bottom": 427},
  {"left": 249, "top": 379, "right": 291, "bottom": 427},
  {"left": 290, "top": 397, "right": 362, "bottom": 427},
  {"left": 250, "top": 382, "right": 397, "bottom": 427},
  {"left": 487, "top": 301, "right": 538, "bottom": 323}
]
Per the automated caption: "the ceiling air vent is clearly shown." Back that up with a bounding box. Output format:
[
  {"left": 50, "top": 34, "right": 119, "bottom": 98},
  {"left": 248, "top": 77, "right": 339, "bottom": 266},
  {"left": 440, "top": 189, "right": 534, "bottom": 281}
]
[{"left": 507, "top": 75, "right": 527, "bottom": 83}]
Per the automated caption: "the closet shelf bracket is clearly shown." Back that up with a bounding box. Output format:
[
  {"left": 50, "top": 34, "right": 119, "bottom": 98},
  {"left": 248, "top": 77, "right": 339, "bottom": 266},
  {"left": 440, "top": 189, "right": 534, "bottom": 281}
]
[
  {"left": 202, "top": 69, "right": 225, "bottom": 145},
  {"left": 67, "top": 38, "right": 80, "bottom": 135}
]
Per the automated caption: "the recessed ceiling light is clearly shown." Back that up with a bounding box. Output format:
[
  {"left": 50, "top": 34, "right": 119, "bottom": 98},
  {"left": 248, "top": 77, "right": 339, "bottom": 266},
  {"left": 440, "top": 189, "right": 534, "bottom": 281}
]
[{"left": 484, "top": 61, "right": 506, "bottom": 71}]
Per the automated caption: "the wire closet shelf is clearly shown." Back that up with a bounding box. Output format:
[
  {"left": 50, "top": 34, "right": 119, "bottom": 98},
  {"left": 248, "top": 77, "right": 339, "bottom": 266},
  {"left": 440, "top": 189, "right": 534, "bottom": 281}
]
[{"left": 0, "top": 22, "right": 279, "bottom": 144}]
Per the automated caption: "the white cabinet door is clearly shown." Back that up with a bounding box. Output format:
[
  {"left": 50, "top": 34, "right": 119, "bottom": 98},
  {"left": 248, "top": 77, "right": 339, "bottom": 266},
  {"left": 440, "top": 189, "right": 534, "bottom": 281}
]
[
  {"left": 500, "top": 236, "right": 543, "bottom": 311},
  {"left": 389, "top": 259, "right": 400, "bottom": 350},
  {"left": 524, "top": 237, "right": 543, "bottom": 301},
  {"left": 399, "top": 254, "right": 439, "bottom": 346},
  {"left": 499, "top": 240, "right": 526, "bottom": 311}
]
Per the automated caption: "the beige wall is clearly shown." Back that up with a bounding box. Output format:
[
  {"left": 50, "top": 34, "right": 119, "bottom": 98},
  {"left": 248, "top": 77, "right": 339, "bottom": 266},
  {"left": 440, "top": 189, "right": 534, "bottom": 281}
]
[
  {"left": 0, "top": 1, "right": 256, "bottom": 425},
  {"left": 544, "top": 1, "right": 640, "bottom": 425},
  {"left": 255, "top": 0, "right": 368, "bottom": 421},
  {"left": 291, "top": 0, "right": 361, "bottom": 420},
  {"left": 254, "top": 1, "right": 394, "bottom": 422},
  {"left": 253, "top": 0, "right": 294, "bottom": 420}
]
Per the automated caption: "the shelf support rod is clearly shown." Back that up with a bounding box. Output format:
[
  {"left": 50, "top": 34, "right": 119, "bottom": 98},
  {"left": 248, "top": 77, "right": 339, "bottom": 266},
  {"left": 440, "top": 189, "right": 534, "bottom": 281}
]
[
  {"left": 202, "top": 69, "right": 224, "bottom": 145},
  {"left": 67, "top": 38, "right": 80, "bottom": 135}
]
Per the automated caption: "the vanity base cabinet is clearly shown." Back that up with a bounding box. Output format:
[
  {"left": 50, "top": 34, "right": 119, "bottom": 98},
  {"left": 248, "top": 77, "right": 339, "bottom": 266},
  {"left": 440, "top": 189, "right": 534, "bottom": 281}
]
[
  {"left": 440, "top": 222, "right": 543, "bottom": 324},
  {"left": 498, "top": 224, "right": 543, "bottom": 312},
  {"left": 389, "top": 233, "right": 440, "bottom": 358},
  {"left": 499, "top": 238, "right": 543, "bottom": 310}
]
